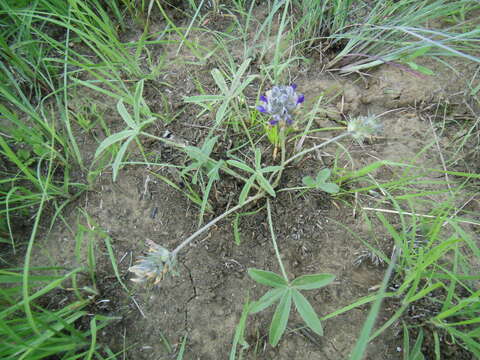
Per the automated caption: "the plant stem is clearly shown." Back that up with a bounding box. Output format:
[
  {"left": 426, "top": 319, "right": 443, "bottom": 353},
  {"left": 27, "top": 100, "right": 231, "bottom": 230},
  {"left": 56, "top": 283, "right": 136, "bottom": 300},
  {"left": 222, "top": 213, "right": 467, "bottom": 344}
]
[
  {"left": 277, "top": 126, "right": 287, "bottom": 186},
  {"left": 277, "top": 186, "right": 308, "bottom": 192},
  {"left": 284, "top": 131, "right": 351, "bottom": 167},
  {"left": 269, "top": 125, "right": 286, "bottom": 187},
  {"left": 171, "top": 192, "right": 264, "bottom": 258},
  {"left": 266, "top": 199, "right": 289, "bottom": 282}
]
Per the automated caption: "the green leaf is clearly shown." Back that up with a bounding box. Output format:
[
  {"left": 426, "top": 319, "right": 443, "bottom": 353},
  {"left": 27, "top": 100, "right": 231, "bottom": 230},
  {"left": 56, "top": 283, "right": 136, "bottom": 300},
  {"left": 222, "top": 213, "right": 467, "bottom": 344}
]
[
  {"left": 247, "top": 268, "right": 288, "bottom": 288},
  {"left": 226, "top": 160, "right": 255, "bottom": 173},
  {"left": 239, "top": 176, "right": 255, "bottom": 205},
  {"left": 250, "top": 287, "right": 286, "bottom": 314},
  {"left": 406, "top": 46, "right": 431, "bottom": 60},
  {"left": 302, "top": 176, "right": 316, "bottom": 188},
  {"left": 406, "top": 61, "right": 434, "bottom": 76},
  {"left": 256, "top": 173, "right": 276, "bottom": 197},
  {"left": 95, "top": 129, "right": 136, "bottom": 159},
  {"left": 261, "top": 165, "right": 283, "bottom": 173},
  {"left": 269, "top": 289, "right": 292, "bottom": 347},
  {"left": 211, "top": 68, "right": 228, "bottom": 93},
  {"left": 291, "top": 273, "right": 335, "bottom": 290},
  {"left": 199, "top": 172, "right": 216, "bottom": 225},
  {"left": 403, "top": 324, "right": 410, "bottom": 360},
  {"left": 16, "top": 148, "right": 30, "bottom": 160},
  {"left": 184, "top": 145, "right": 209, "bottom": 164},
  {"left": 176, "top": 335, "right": 187, "bottom": 360},
  {"left": 316, "top": 168, "right": 331, "bottom": 183},
  {"left": 414, "top": 64, "right": 434, "bottom": 76},
  {"left": 337, "top": 160, "right": 388, "bottom": 182},
  {"left": 405, "top": 282, "right": 444, "bottom": 304},
  {"left": 230, "top": 298, "right": 251, "bottom": 360},
  {"left": 117, "top": 100, "right": 136, "bottom": 129},
  {"left": 266, "top": 125, "right": 278, "bottom": 145},
  {"left": 133, "top": 79, "right": 145, "bottom": 123},
  {"left": 216, "top": 101, "right": 230, "bottom": 126},
  {"left": 235, "top": 74, "right": 257, "bottom": 96},
  {"left": 410, "top": 329, "right": 425, "bottom": 360},
  {"left": 254, "top": 148, "right": 262, "bottom": 170},
  {"left": 183, "top": 95, "right": 224, "bottom": 103},
  {"left": 233, "top": 214, "right": 241, "bottom": 246},
  {"left": 112, "top": 136, "right": 133, "bottom": 181},
  {"left": 318, "top": 183, "right": 340, "bottom": 194},
  {"left": 202, "top": 136, "right": 219, "bottom": 157},
  {"left": 292, "top": 289, "right": 323, "bottom": 336},
  {"left": 232, "top": 58, "right": 252, "bottom": 89},
  {"left": 207, "top": 159, "right": 222, "bottom": 181}
]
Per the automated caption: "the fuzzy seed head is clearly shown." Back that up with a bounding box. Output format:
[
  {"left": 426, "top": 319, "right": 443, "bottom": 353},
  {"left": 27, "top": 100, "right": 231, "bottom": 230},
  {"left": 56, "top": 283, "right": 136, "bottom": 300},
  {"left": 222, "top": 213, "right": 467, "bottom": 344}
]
[{"left": 347, "top": 115, "right": 382, "bottom": 141}]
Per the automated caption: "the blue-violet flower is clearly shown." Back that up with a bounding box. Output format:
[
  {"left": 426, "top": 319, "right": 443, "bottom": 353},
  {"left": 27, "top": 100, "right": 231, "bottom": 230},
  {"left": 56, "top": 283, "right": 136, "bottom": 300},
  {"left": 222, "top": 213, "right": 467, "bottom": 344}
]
[{"left": 257, "top": 84, "right": 304, "bottom": 126}]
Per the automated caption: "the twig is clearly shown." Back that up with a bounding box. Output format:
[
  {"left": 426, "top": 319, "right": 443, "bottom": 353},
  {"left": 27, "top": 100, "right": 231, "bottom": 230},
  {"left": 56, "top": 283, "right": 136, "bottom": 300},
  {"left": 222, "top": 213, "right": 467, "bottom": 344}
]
[
  {"left": 442, "top": 194, "right": 478, "bottom": 227},
  {"left": 171, "top": 192, "right": 264, "bottom": 257},
  {"left": 426, "top": 114, "right": 452, "bottom": 195},
  {"left": 266, "top": 199, "right": 288, "bottom": 282},
  {"left": 131, "top": 296, "right": 146, "bottom": 318},
  {"left": 362, "top": 207, "right": 480, "bottom": 227}
]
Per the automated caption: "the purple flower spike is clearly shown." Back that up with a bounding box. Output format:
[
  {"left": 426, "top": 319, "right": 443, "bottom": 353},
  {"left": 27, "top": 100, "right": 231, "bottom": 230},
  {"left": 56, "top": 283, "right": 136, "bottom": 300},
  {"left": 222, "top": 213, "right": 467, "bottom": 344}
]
[
  {"left": 296, "top": 94, "right": 304, "bottom": 104},
  {"left": 257, "top": 84, "right": 304, "bottom": 126}
]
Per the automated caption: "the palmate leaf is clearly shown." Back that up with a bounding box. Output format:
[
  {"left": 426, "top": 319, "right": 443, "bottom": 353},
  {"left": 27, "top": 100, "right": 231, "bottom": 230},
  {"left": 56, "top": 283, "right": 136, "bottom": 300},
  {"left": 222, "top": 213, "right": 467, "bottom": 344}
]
[
  {"left": 182, "top": 136, "right": 219, "bottom": 178},
  {"left": 302, "top": 169, "right": 339, "bottom": 194},
  {"left": 269, "top": 289, "right": 292, "bottom": 347},
  {"left": 184, "top": 138, "right": 217, "bottom": 164}
]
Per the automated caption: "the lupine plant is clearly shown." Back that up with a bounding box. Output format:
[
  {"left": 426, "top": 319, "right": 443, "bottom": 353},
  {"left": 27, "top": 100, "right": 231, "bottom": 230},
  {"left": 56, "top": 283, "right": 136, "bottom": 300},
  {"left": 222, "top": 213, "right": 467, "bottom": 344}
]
[{"left": 126, "top": 83, "right": 382, "bottom": 345}]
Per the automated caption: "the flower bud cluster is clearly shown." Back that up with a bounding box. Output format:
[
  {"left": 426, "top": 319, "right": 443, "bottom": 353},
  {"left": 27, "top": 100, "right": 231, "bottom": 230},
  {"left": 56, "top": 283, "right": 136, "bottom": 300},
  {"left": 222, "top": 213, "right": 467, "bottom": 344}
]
[{"left": 129, "top": 240, "right": 174, "bottom": 284}]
